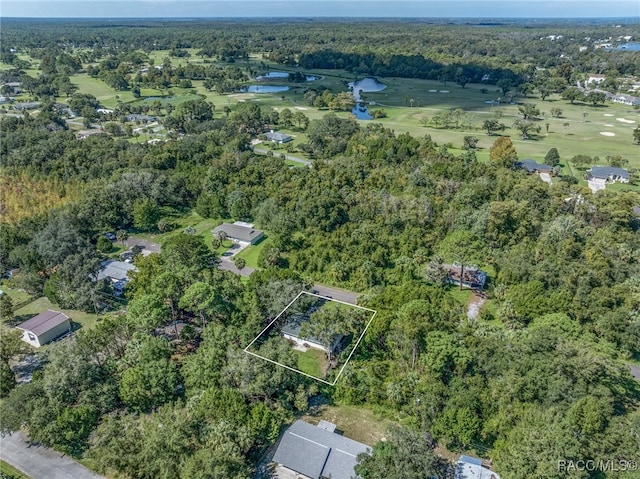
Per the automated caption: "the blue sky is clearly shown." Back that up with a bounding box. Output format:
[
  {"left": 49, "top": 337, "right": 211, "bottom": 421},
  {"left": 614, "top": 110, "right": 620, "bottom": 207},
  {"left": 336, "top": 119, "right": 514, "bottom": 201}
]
[{"left": 1, "top": 0, "right": 639, "bottom": 18}]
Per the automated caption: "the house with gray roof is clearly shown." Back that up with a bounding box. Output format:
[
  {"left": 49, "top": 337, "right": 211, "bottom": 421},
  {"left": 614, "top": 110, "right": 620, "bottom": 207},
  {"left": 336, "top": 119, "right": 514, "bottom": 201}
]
[
  {"left": 587, "top": 166, "right": 630, "bottom": 183},
  {"left": 272, "top": 420, "right": 370, "bottom": 479},
  {"left": 97, "top": 260, "right": 137, "bottom": 296},
  {"left": 212, "top": 222, "right": 264, "bottom": 245},
  {"left": 455, "top": 455, "right": 500, "bottom": 479},
  {"left": 264, "top": 131, "right": 292, "bottom": 143},
  {"left": 16, "top": 310, "right": 71, "bottom": 347},
  {"left": 517, "top": 159, "right": 553, "bottom": 174}
]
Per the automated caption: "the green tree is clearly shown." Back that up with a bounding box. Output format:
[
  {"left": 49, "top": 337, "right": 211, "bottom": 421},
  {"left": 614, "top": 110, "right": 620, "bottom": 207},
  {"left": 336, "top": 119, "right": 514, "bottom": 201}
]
[
  {"left": 545, "top": 147, "right": 560, "bottom": 166},
  {"left": 96, "top": 236, "right": 113, "bottom": 253},
  {"left": 133, "top": 199, "right": 161, "bottom": 232},
  {"left": 0, "top": 294, "right": 14, "bottom": 322},
  {"left": 489, "top": 136, "right": 518, "bottom": 168},
  {"left": 518, "top": 103, "right": 540, "bottom": 120},
  {"left": 482, "top": 118, "right": 506, "bottom": 136},
  {"left": 355, "top": 425, "right": 452, "bottom": 479},
  {"left": 119, "top": 359, "right": 180, "bottom": 412}
]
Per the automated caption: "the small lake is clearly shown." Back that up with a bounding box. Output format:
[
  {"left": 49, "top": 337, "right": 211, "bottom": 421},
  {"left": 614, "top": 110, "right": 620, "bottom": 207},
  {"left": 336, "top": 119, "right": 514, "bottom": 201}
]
[
  {"left": 348, "top": 77, "right": 387, "bottom": 101},
  {"left": 256, "top": 71, "right": 318, "bottom": 81},
  {"left": 352, "top": 104, "right": 373, "bottom": 120},
  {"left": 142, "top": 96, "right": 168, "bottom": 102},
  {"left": 242, "top": 85, "right": 290, "bottom": 93},
  {"left": 614, "top": 43, "right": 640, "bottom": 51}
]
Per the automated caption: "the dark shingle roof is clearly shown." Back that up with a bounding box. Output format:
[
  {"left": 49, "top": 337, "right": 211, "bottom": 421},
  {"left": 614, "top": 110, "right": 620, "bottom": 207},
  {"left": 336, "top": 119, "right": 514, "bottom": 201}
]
[
  {"left": 265, "top": 131, "right": 292, "bottom": 142},
  {"left": 590, "top": 166, "right": 630, "bottom": 180},
  {"left": 272, "top": 420, "right": 370, "bottom": 479},
  {"left": 212, "top": 223, "right": 264, "bottom": 243},
  {"left": 517, "top": 159, "right": 553, "bottom": 173},
  {"left": 16, "top": 310, "right": 70, "bottom": 336}
]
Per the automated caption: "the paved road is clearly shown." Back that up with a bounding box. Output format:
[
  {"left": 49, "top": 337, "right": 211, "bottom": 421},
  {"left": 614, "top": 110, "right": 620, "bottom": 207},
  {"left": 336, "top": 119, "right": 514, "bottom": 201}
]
[
  {"left": 312, "top": 284, "right": 359, "bottom": 305},
  {"left": 0, "top": 431, "right": 104, "bottom": 479},
  {"left": 252, "top": 147, "right": 312, "bottom": 166},
  {"left": 629, "top": 364, "right": 640, "bottom": 381}
]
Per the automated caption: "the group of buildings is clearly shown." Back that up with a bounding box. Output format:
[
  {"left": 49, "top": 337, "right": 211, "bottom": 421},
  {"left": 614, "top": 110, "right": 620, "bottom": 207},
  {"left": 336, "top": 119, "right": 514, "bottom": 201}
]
[{"left": 270, "top": 419, "right": 499, "bottom": 479}]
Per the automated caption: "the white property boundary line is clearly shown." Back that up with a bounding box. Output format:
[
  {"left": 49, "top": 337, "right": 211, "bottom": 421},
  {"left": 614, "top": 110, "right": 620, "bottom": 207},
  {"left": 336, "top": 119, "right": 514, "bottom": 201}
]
[{"left": 243, "top": 291, "right": 377, "bottom": 386}]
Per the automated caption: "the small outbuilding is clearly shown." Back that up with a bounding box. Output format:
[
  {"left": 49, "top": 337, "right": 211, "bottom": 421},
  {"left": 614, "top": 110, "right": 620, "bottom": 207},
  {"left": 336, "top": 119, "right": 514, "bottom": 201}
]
[{"left": 16, "top": 310, "right": 71, "bottom": 348}]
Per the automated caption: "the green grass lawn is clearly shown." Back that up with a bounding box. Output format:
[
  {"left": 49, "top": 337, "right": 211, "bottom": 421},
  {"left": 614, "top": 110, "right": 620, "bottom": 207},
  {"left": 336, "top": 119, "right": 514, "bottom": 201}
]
[
  {"left": 295, "top": 347, "right": 327, "bottom": 378},
  {"left": 0, "top": 285, "right": 33, "bottom": 307},
  {"left": 236, "top": 236, "right": 270, "bottom": 269},
  {"left": 300, "top": 405, "right": 397, "bottom": 446},
  {"left": 13, "top": 296, "right": 99, "bottom": 332},
  {"left": 0, "top": 461, "right": 31, "bottom": 479}
]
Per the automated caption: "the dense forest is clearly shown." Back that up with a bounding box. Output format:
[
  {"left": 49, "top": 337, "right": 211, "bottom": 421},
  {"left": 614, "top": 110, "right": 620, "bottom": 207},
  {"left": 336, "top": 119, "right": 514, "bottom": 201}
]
[{"left": 0, "top": 19, "right": 639, "bottom": 479}]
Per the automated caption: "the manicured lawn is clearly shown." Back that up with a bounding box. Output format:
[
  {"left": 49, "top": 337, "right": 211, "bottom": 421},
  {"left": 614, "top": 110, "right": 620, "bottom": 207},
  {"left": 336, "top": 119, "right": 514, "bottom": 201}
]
[
  {"left": 69, "top": 74, "right": 136, "bottom": 107},
  {"left": 236, "top": 236, "right": 270, "bottom": 269},
  {"left": 13, "top": 296, "right": 99, "bottom": 331},
  {"left": 0, "top": 285, "right": 33, "bottom": 307},
  {"left": 0, "top": 461, "right": 30, "bottom": 479},
  {"left": 295, "top": 347, "right": 327, "bottom": 378}
]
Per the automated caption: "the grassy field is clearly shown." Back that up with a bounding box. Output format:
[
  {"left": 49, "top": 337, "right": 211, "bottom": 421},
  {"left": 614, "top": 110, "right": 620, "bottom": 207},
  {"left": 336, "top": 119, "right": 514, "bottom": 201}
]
[
  {"left": 295, "top": 347, "right": 327, "bottom": 378},
  {"left": 300, "top": 405, "right": 396, "bottom": 446},
  {"left": 0, "top": 460, "right": 30, "bottom": 479},
  {"left": 236, "top": 235, "right": 270, "bottom": 269},
  {"left": 3, "top": 51, "right": 638, "bottom": 170},
  {"left": 13, "top": 296, "right": 100, "bottom": 331}
]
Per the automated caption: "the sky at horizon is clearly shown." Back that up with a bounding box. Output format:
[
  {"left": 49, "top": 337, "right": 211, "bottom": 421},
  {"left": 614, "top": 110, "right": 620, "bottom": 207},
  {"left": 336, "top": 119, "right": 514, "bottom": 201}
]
[{"left": 1, "top": 0, "right": 639, "bottom": 19}]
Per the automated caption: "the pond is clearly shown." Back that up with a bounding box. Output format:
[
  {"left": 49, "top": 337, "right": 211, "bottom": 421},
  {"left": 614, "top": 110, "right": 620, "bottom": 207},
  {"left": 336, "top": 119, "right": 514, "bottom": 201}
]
[
  {"left": 614, "top": 43, "right": 640, "bottom": 51},
  {"left": 242, "top": 85, "right": 291, "bottom": 93},
  {"left": 348, "top": 77, "right": 387, "bottom": 101},
  {"left": 351, "top": 103, "right": 373, "bottom": 120},
  {"left": 142, "top": 96, "right": 168, "bottom": 102},
  {"left": 256, "top": 71, "right": 318, "bottom": 81}
]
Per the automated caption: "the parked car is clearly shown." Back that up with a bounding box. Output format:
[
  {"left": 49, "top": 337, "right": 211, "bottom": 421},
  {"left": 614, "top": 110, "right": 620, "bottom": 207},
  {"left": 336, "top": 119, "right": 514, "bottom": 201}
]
[{"left": 103, "top": 232, "right": 116, "bottom": 241}]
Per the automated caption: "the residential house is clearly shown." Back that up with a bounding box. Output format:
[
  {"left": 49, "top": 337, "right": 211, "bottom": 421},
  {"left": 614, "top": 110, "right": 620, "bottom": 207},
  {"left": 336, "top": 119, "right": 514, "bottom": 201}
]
[
  {"left": 517, "top": 159, "right": 553, "bottom": 174},
  {"left": 76, "top": 129, "right": 103, "bottom": 140},
  {"left": 587, "top": 166, "right": 630, "bottom": 184},
  {"left": 264, "top": 131, "right": 293, "bottom": 143},
  {"left": 272, "top": 420, "right": 371, "bottom": 479},
  {"left": 281, "top": 312, "right": 342, "bottom": 353},
  {"left": 212, "top": 222, "right": 264, "bottom": 245},
  {"left": 585, "top": 74, "right": 606, "bottom": 85},
  {"left": 12, "top": 102, "right": 40, "bottom": 111},
  {"left": 97, "top": 260, "right": 137, "bottom": 296},
  {"left": 455, "top": 455, "right": 500, "bottom": 479},
  {"left": 611, "top": 94, "right": 640, "bottom": 106},
  {"left": 16, "top": 310, "right": 71, "bottom": 348},
  {"left": 444, "top": 264, "right": 487, "bottom": 290},
  {"left": 125, "top": 114, "right": 158, "bottom": 123}
]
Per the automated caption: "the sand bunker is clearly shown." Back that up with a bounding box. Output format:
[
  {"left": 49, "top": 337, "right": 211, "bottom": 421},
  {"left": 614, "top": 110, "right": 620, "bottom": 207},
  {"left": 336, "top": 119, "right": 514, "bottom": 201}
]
[
  {"left": 600, "top": 132, "right": 616, "bottom": 136},
  {"left": 617, "top": 118, "right": 636, "bottom": 124},
  {"left": 428, "top": 89, "right": 438, "bottom": 92},
  {"left": 604, "top": 113, "right": 614, "bottom": 117},
  {"left": 295, "top": 106, "right": 308, "bottom": 110},
  {"left": 604, "top": 124, "right": 614, "bottom": 127},
  {"left": 439, "top": 90, "right": 450, "bottom": 93}
]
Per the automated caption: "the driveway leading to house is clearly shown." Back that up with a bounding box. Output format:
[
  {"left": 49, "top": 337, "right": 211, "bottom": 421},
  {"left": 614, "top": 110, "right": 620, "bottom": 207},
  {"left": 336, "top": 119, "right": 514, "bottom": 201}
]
[
  {"left": 122, "top": 237, "right": 161, "bottom": 254},
  {"left": 252, "top": 147, "right": 312, "bottom": 166},
  {"left": 0, "top": 431, "right": 104, "bottom": 479},
  {"left": 218, "top": 259, "right": 255, "bottom": 277}
]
